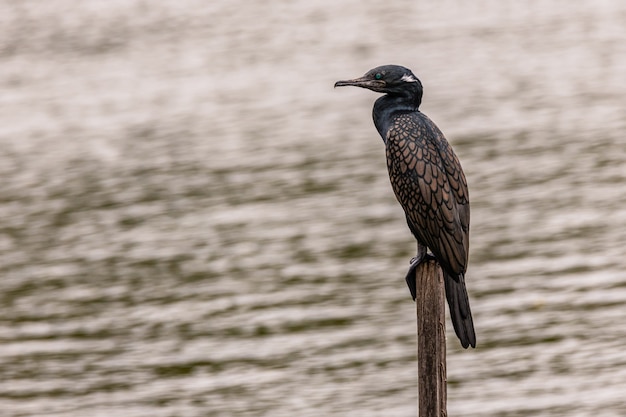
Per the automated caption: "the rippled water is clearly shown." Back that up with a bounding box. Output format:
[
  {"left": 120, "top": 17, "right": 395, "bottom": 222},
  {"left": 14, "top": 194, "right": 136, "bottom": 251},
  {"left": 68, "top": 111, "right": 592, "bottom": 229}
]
[{"left": 1, "top": 1, "right": 625, "bottom": 416}]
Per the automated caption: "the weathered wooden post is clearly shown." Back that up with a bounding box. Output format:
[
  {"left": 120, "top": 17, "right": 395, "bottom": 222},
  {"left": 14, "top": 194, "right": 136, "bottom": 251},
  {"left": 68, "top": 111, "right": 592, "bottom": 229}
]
[{"left": 415, "top": 259, "right": 447, "bottom": 416}]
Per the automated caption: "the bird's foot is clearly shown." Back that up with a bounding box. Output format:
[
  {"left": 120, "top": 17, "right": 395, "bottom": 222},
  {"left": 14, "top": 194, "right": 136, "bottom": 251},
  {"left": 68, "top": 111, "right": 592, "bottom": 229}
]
[
  {"left": 408, "top": 252, "right": 436, "bottom": 265},
  {"left": 405, "top": 252, "right": 436, "bottom": 300},
  {"left": 405, "top": 261, "right": 419, "bottom": 301}
]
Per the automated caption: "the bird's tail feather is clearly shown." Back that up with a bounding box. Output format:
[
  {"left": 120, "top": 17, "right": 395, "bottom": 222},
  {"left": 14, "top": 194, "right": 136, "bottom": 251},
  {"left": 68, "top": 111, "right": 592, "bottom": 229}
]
[{"left": 444, "top": 272, "right": 476, "bottom": 349}]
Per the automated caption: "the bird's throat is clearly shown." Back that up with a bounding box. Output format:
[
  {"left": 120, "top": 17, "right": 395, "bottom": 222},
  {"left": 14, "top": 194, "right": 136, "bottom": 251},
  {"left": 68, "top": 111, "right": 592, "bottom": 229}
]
[{"left": 372, "top": 95, "right": 419, "bottom": 144}]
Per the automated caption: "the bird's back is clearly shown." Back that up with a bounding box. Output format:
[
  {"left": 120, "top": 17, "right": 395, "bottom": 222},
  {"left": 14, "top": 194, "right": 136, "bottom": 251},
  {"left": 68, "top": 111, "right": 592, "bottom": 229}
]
[{"left": 384, "top": 111, "right": 470, "bottom": 277}]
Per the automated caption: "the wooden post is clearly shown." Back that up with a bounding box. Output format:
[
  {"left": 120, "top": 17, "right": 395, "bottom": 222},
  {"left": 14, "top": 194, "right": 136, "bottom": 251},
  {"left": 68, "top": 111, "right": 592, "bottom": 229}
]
[{"left": 415, "top": 259, "right": 447, "bottom": 417}]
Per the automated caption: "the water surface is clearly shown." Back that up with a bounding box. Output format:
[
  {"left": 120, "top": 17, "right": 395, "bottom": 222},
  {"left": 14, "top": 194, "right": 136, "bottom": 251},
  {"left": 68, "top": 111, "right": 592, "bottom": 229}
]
[{"left": 0, "top": 1, "right": 625, "bottom": 416}]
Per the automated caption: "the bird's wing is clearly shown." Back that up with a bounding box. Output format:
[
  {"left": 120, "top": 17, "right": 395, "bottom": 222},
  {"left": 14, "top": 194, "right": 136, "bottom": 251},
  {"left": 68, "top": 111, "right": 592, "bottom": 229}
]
[{"left": 385, "top": 112, "right": 469, "bottom": 275}]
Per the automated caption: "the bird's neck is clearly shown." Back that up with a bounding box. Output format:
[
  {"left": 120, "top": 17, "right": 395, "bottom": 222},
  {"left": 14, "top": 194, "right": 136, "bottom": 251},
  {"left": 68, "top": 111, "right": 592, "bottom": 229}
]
[{"left": 373, "top": 94, "right": 420, "bottom": 143}]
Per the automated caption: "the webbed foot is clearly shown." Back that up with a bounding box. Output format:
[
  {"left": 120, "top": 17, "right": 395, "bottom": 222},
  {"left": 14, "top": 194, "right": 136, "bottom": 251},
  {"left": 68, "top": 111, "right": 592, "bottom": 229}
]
[{"left": 404, "top": 250, "right": 435, "bottom": 300}]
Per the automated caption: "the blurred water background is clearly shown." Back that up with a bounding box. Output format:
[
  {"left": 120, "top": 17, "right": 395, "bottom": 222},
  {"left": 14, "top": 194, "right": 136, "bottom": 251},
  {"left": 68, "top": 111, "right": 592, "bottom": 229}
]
[{"left": 1, "top": 0, "right": 625, "bottom": 416}]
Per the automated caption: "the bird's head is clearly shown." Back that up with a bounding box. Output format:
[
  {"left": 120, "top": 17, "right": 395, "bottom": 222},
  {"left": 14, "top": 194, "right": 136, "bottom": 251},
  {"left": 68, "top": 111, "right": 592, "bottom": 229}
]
[{"left": 334, "top": 65, "right": 423, "bottom": 104}]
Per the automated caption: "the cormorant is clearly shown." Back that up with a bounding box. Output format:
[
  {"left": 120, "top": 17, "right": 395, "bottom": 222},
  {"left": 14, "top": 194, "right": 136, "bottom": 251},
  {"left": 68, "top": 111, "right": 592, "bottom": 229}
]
[{"left": 335, "top": 65, "right": 476, "bottom": 348}]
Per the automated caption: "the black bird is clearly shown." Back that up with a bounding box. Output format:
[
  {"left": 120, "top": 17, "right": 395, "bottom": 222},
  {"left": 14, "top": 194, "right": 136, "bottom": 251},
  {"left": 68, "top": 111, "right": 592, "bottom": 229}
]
[{"left": 335, "top": 65, "right": 476, "bottom": 348}]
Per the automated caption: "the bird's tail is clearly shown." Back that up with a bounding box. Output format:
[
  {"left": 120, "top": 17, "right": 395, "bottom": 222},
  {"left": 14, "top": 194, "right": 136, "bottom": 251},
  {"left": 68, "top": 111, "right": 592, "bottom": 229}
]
[{"left": 444, "top": 272, "right": 476, "bottom": 349}]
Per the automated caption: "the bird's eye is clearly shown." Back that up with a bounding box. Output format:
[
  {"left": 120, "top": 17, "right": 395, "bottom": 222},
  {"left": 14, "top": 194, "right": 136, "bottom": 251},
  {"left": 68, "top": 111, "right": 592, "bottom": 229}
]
[{"left": 375, "top": 73, "right": 382, "bottom": 80}]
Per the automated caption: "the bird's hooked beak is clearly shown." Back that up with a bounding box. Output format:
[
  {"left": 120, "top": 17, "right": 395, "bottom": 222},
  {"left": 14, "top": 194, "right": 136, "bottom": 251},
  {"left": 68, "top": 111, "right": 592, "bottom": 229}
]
[{"left": 334, "top": 76, "right": 386, "bottom": 92}]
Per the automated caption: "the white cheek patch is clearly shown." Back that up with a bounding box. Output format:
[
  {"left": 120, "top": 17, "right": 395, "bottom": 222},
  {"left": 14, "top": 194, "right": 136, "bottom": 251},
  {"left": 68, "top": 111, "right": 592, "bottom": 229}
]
[{"left": 401, "top": 74, "right": 418, "bottom": 83}]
